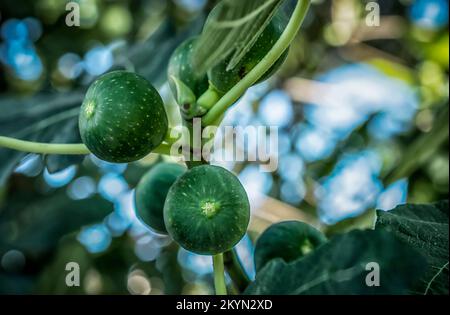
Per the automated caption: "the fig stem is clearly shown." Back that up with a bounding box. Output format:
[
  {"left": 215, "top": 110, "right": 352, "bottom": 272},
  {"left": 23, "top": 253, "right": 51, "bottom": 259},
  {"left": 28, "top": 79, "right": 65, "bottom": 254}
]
[
  {"left": 197, "top": 86, "right": 222, "bottom": 111},
  {"left": 163, "top": 131, "right": 182, "bottom": 146},
  {"left": 153, "top": 142, "right": 178, "bottom": 156},
  {"left": 0, "top": 136, "right": 174, "bottom": 156},
  {"left": 213, "top": 253, "right": 227, "bottom": 295},
  {"left": 202, "top": 0, "right": 311, "bottom": 126},
  {"left": 0, "top": 136, "right": 90, "bottom": 155}
]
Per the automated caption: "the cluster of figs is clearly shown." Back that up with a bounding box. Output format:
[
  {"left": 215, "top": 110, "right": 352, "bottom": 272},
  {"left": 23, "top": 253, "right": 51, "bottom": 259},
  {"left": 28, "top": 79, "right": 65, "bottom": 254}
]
[{"left": 78, "top": 9, "right": 327, "bottom": 263}]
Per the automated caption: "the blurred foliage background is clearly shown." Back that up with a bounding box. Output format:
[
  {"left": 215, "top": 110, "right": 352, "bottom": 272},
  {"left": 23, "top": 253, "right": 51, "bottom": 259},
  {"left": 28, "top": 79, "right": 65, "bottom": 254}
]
[{"left": 0, "top": 0, "right": 448, "bottom": 294}]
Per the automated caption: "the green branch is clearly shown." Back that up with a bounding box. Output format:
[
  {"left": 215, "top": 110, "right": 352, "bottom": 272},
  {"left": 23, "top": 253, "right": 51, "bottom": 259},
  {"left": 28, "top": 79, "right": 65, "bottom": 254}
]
[
  {"left": 197, "top": 87, "right": 222, "bottom": 112},
  {"left": 0, "top": 136, "right": 90, "bottom": 155},
  {"left": 202, "top": 0, "right": 311, "bottom": 126},
  {"left": 0, "top": 136, "right": 174, "bottom": 156}
]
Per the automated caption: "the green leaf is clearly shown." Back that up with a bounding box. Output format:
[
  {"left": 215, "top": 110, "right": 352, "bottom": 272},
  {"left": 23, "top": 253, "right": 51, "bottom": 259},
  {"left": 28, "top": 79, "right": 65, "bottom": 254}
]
[
  {"left": 36, "top": 235, "right": 141, "bottom": 294},
  {"left": 0, "top": 19, "right": 203, "bottom": 186},
  {"left": 0, "top": 93, "right": 83, "bottom": 185},
  {"left": 0, "top": 185, "right": 113, "bottom": 257},
  {"left": 34, "top": 237, "right": 93, "bottom": 294},
  {"left": 245, "top": 229, "right": 427, "bottom": 295},
  {"left": 193, "top": 0, "right": 285, "bottom": 74},
  {"left": 376, "top": 201, "right": 449, "bottom": 295}
]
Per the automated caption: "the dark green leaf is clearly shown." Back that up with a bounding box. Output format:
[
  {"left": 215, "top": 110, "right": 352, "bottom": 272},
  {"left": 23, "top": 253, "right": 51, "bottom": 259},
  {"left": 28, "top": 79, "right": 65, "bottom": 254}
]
[
  {"left": 376, "top": 201, "right": 449, "bottom": 295},
  {"left": 245, "top": 229, "right": 427, "bottom": 295},
  {"left": 0, "top": 93, "right": 84, "bottom": 185},
  {"left": 193, "top": 0, "right": 285, "bottom": 74},
  {"left": 34, "top": 237, "right": 92, "bottom": 294},
  {"left": 0, "top": 188, "right": 113, "bottom": 257},
  {"left": 36, "top": 236, "right": 141, "bottom": 294}
]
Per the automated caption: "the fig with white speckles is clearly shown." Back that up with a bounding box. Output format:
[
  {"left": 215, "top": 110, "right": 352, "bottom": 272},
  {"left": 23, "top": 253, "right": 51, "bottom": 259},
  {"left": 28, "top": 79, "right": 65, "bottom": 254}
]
[
  {"left": 79, "top": 71, "right": 168, "bottom": 163},
  {"left": 135, "top": 162, "right": 187, "bottom": 234},
  {"left": 254, "top": 221, "right": 327, "bottom": 272},
  {"left": 164, "top": 165, "right": 250, "bottom": 255},
  {"left": 168, "top": 37, "right": 209, "bottom": 99},
  {"left": 208, "top": 12, "right": 289, "bottom": 94}
]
